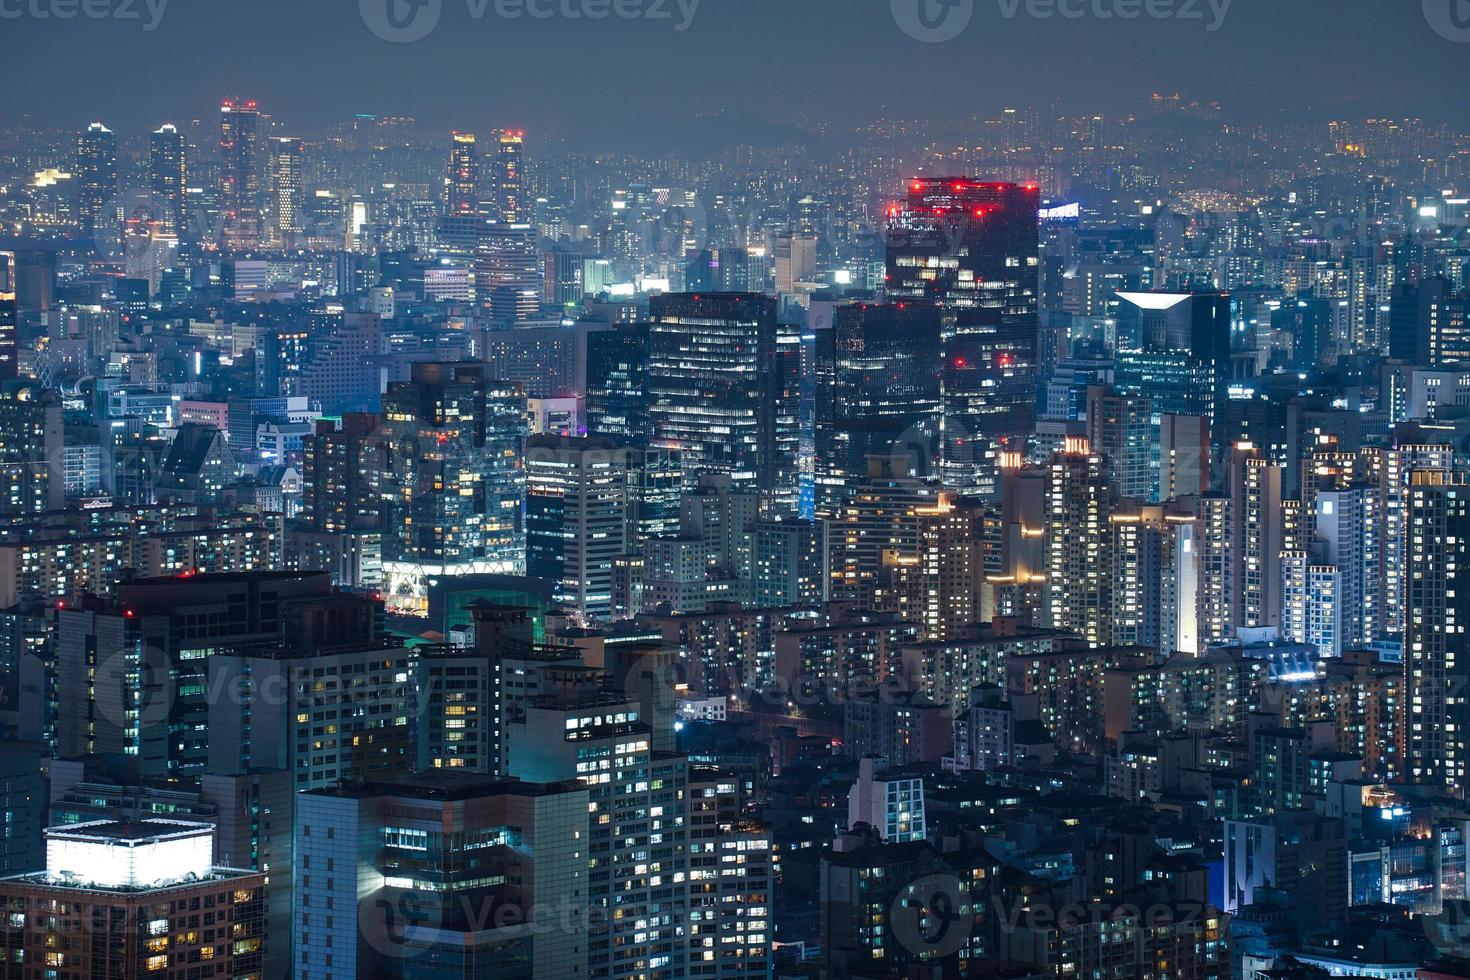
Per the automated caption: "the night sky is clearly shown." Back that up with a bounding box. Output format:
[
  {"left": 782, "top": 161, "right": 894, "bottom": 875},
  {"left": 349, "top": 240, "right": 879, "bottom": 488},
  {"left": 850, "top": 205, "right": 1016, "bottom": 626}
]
[{"left": 1, "top": 0, "right": 1466, "bottom": 144}]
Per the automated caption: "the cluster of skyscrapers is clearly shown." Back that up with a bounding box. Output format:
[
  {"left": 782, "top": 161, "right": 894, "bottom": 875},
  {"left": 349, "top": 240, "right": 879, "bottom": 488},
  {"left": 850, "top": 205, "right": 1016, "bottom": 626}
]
[{"left": 0, "top": 94, "right": 1467, "bottom": 980}]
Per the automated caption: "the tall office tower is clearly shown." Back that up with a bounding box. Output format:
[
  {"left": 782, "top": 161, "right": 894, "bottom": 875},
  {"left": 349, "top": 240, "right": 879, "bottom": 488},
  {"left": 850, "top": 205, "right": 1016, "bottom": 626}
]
[
  {"left": 586, "top": 322, "right": 651, "bottom": 442},
  {"left": 219, "top": 99, "right": 263, "bottom": 249},
  {"left": 1086, "top": 385, "right": 1152, "bottom": 502},
  {"left": 300, "top": 414, "right": 384, "bottom": 533},
  {"left": 814, "top": 303, "right": 943, "bottom": 518},
  {"left": 1390, "top": 277, "right": 1470, "bottom": 366},
  {"left": 543, "top": 244, "right": 586, "bottom": 304},
  {"left": 1229, "top": 444, "right": 1284, "bottom": 631},
  {"left": 378, "top": 362, "right": 526, "bottom": 586},
  {"left": 641, "top": 473, "right": 759, "bottom": 614},
  {"left": 774, "top": 232, "right": 817, "bottom": 294},
  {"left": 1371, "top": 444, "right": 1455, "bottom": 641},
  {"left": 76, "top": 121, "right": 117, "bottom": 237},
  {"left": 493, "top": 128, "right": 526, "bottom": 222},
  {"left": 0, "top": 820, "right": 267, "bottom": 978},
  {"left": 148, "top": 123, "right": 187, "bottom": 238},
  {"left": 267, "top": 137, "right": 304, "bottom": 246},
  {"left": 509, "top": 667, "right": 690, "bottom": 980},
  {"left": 0, "top": 385, "right": 62, "bottom": 515},
  {"left": 475, "top": 222, "right": 542, "bottom": 320},
  {"left": 525, "top": 434, "right": 639, "bottom": 625},
  {"left": 687, "top": 770, "right": 775, "bottom": 980},
  {"left": 885, "top": 179, "right": 1040, "bottom": 492},
  {"left": 1159, "top": 414, "right": 1210, "bottom": 500},
  {"left": 297, "top": 773, "right": 588, "bottom": 979},
  {"left": 1114, "top": 291, "right": 1233, "bottom": 484},
  {"left": 446, "top": 131, "right": 480, "bottom": 215},
  {"left": 648, "top": 292, "right": 799, "bottom": 504},
  {"left": 1044, "top": 440, "right": 1114, "bottom": 645},
  {"left": 1405, "top": 469, "right": 1470, "bottom": 797}
]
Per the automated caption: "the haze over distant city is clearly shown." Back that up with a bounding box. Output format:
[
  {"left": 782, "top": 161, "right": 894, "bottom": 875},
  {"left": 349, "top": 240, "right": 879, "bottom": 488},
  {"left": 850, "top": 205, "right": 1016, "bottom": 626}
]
[{"left": 2, "top": 0, "right": 1467, "bottom": 148}]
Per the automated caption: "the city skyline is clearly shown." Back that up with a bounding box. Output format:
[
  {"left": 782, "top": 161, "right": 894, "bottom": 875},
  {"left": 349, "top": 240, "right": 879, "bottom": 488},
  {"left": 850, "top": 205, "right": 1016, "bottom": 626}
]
[{"left": 0, "top": 1, "right": 1467, "bottom": 149}]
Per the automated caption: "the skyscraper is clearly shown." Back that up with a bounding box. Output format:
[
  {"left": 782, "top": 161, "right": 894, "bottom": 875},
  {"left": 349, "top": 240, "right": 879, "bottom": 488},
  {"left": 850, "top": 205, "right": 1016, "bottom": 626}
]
[
  {"left": 378, "top": 363, "right": 527, "bottom": 610},
  {"left": 1044, "top": 439, "right": 1114, "bottom": 646},
  {"left": 586, "top": 322, "right": 651, "bottom": 443},
  {"left": 525, "top": 434, "right": 639, "bottom": 625},
  {"left": 1114, "top": 291, "right": 1233, "bottom": 483},
  {"left": 0, "top": 255, "right": 16, "bottom": 383},
  {"left": 148, "top": 123, "right": 186, "bottom": 239},
  {"left": 446, "top": 131, "right": 480, "bottom": 216},
  {"left": 296, "top": 773, "right": 589, "bottom": 979},
  {"left": 219, "top": 99, "right": 263, "bottom": 249},
  {"left": 76, "top": 121, "right": 117, "bottom": 238},
  {"left": 1405, "top": 469, "right": 1470, "bottom": 797},
  {"left": 885, "top": 178, "right": 1040, "bottom": 492},
  {"left": 475, "top": 222, "right": 542, "bottom": 321},
  {"left": 814, "top": 303, "right": 943, "bottom": 517},
  {"left": 647, "top": 292, "right": 798, "bottom": 504},
  {"left": 267, "top": 136, "right": 304, "bottom": 246},
  {"left": 1086, "top": 385, "right": 1153, "bottom": 502},
  {"left": 493, "top": 128, "right": 525, "bottom": 222},
  {"left": 508, "top": 665, "right": 691, "bottom": 980}
]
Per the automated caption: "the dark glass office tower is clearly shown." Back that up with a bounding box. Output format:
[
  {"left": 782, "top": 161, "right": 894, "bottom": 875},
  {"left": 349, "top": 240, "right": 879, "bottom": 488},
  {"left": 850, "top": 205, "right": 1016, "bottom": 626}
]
[
  {"left": 76, "top": 122, "right": 117, "bottom": 238},
  {"left": 814, "top": 302, "right": 943, "bottom": 517},
  {"left": 149, "top": 124, "right": 187, "bottom": 239},
  {"left": 219, "top": 99, "right": 263, "bottom": 249},
  {"left": 379, "top": 362, "right": 526, "bottom": 570},
  {"left": 648, "top": 292, "right": 798, "bottom": 505},
  {"left": 586, "top": 322, "right": 651, "bottom": 443},
  {"left": 885, "top": 179, "right": 1039, "bottom": 492},
  {"left": 1113, "top": 291, "right": 1233, "bottom": 482}
]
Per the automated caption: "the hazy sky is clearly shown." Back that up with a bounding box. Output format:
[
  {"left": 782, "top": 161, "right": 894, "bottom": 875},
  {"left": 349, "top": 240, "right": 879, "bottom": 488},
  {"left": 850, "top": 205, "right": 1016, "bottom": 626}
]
[{"left": 2, "top": 0, "right": 1465, "bottom": 144}]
